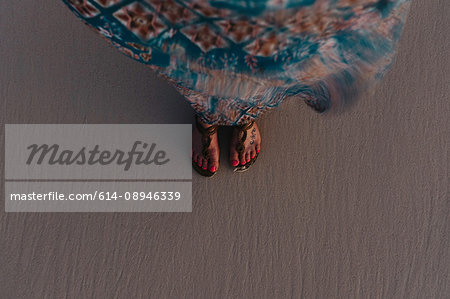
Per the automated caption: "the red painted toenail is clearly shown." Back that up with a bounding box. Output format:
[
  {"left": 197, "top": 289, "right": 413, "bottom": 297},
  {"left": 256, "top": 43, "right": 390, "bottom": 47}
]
[
  {"left": 198, "top": 163, "right": 202, "bottom": 167},
  {"left": 241, "top": 161, "right": 245, "bottom": 165},
  {"left": 256, "top": 149, "right": 260, "bottom": 153},
  {"left": 232, "top": 160, "right": 238, "bottom": 166},
  {"left": 210, "top": 166, "right": 216, "bottom": 172},
  {"left": 194, "top": 159, "right": 197, "bottom": 162},
  {"left": 251, "top": 155, "right": 255, "bottom": 159},
  {"left": 246, "top": 159, "right": 250, "bottom": 162}
]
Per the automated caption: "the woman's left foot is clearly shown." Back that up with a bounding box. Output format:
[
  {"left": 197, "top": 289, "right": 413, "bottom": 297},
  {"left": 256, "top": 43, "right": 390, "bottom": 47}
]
[
  {"left": 229, "top": 121, "right": 261, "bottom": 171},
  {"left": 192, "top": 116, "right": 220, "bottom": 177}
]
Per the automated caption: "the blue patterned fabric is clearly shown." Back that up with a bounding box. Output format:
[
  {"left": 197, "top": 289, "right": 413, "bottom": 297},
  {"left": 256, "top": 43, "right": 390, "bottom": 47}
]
[{"left": 62, "top": 0, "right": 411, "bottom": 125}]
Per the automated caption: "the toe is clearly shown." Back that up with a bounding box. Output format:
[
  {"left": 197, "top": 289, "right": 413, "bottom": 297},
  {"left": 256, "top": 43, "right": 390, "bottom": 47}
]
[
  {"left": 230, "top": 150, "right": 239, "bottom": 167},
  {"left": 245, "top": 152, "right": 251, "bottom": 163},
  {"left": 240, "top": 155, "right": 246, "bottom": 165},
  {"left": 201, "top": 158, "right": 208, "bottom": 170},
  {"left": 250, "top": 150, "right": 256, "bottom": 159},
  {"left": 255, "top": 143, "right": 261, "bottom": 153},
  {"left": 209, "top": 159, "right": 218, "bottom": 173}
]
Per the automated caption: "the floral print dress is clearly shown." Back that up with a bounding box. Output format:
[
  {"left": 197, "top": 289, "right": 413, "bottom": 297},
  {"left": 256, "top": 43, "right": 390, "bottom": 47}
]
[{"left": 62, "top": 0, "right": 411, "bottom": 125}]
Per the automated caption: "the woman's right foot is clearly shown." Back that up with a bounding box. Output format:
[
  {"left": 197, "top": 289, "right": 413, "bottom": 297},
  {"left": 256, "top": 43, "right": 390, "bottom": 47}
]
[
  {"left": 191, "top": 117, "right": 220, "bottom": 174},
  {"left": 229, "top": 121, "right": 261, "bottom": 170}
]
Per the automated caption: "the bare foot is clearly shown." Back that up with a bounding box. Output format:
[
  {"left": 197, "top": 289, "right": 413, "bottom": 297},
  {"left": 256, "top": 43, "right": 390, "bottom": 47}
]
[
  {"left": 229, "top": 121, "right": 261, "bottom": 167},
  {"left": 191, "top": 118, "right": 220, "bottom": 173}
]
